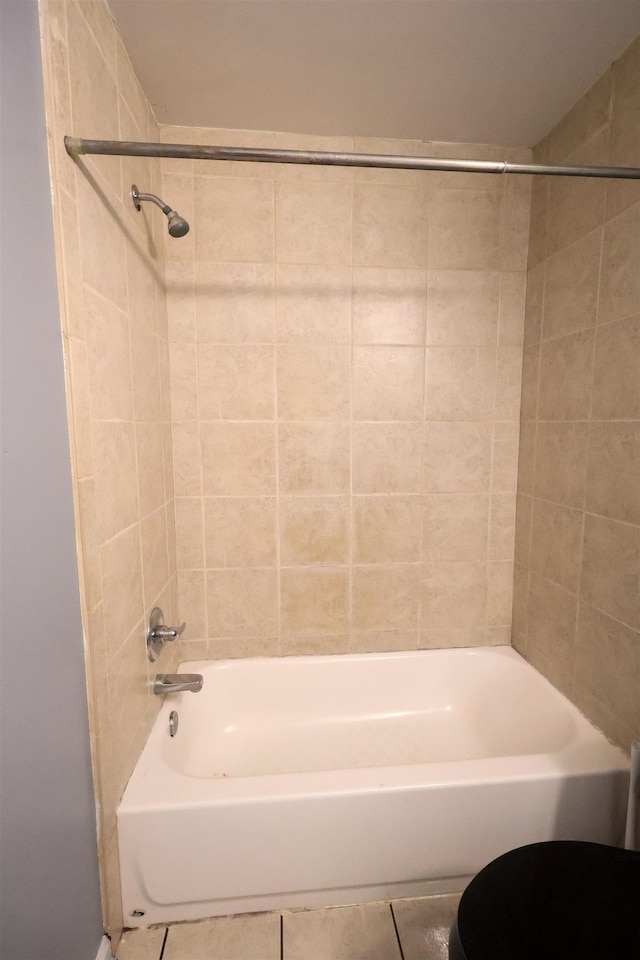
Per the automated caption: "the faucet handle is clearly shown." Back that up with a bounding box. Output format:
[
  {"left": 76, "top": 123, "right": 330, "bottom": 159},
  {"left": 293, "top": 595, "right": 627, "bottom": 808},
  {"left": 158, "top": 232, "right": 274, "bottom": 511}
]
[
  {"left": 152, "top": 621, "right": 186, "bottom": 641},
  {"left": 147, "top": 607, "right": 187, "bottom": 662}
]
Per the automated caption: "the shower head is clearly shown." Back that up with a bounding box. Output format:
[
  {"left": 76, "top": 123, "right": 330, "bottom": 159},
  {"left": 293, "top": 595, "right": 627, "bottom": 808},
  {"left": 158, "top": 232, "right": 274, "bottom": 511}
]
[
  {"left": 131, "top": 184, "right": 190, "bottom": 237},
  {"left": 166, "top": 210, "right": 190, "bottom": 238}
]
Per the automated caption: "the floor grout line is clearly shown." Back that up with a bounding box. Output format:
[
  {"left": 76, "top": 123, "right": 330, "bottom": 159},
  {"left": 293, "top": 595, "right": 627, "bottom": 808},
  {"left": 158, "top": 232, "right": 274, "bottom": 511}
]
[
  {"left": 389, "top": 903, "right": 406, "bottom": 960},
  {"left": 158, "top": 926, "right": 169, "bottom": 960}
]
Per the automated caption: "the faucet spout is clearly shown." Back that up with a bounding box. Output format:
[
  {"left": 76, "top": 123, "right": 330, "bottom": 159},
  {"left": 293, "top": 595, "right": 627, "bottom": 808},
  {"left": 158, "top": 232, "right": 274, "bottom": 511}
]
[{"left": 153, "top": 673, "right": 203, "bottom": 695}]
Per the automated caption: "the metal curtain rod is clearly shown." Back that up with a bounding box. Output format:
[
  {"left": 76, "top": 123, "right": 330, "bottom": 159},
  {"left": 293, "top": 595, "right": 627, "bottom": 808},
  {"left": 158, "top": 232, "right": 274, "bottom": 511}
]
[{"left": 64, "top": 136, "right": 640, "bottom": 180}]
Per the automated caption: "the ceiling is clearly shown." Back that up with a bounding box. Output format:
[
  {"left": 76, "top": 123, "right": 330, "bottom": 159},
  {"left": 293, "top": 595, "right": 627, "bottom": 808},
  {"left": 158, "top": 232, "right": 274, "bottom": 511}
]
[{"left": 108, "top": 1, "right": 640, "bottom": 147}]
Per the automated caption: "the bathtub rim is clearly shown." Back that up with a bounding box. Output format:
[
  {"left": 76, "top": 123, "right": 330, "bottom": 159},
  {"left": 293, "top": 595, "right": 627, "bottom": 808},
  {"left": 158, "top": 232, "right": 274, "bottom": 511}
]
[{"left": 120, "top": 645, "right": 630, "bottom": 813}]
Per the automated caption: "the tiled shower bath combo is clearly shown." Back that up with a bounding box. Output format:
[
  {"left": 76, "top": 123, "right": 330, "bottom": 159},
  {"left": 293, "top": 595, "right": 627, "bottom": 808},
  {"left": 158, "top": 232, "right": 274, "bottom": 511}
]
[{"left": 36, "top": 1, "right": 639, "bottom": 954}]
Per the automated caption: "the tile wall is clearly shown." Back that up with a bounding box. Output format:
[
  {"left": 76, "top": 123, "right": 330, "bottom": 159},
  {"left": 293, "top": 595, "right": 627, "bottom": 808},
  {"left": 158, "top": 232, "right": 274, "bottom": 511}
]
[
  {"left": 161, "top": 128, "right": 531, "bottom": 660},
  {"left": 514, "top": 36, "right": 640, "bottom": 750},
  {"left": 38, "top": 0, "right": 178, "bottom": 938}
]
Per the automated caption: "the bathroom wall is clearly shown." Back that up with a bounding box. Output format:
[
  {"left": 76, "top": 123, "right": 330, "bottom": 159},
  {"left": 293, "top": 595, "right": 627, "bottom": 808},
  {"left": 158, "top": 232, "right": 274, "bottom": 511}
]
[
  {"left": 38, "top": 0, "right": 178, "bottom": 937},
  {"left": 514, "top": 36, "right": 640, "bottom": 750},
  {"left": 161, "top": 127, "right": 531, "bottom": 659},
  {"left": 0, "top": 3, "right": 103, "bottom": 956}
]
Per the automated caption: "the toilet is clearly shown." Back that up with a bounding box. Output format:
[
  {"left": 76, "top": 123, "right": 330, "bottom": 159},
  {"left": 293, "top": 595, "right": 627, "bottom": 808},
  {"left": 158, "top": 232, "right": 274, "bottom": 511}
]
[{"left": 449, "top": 840, "right": 640, "bottom": 960}]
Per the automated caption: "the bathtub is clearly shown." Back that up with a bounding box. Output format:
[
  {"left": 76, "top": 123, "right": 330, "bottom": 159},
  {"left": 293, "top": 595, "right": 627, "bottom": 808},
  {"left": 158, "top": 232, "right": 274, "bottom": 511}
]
[{"left": 118, "top": 646, "right": 629, "bottom": 926}]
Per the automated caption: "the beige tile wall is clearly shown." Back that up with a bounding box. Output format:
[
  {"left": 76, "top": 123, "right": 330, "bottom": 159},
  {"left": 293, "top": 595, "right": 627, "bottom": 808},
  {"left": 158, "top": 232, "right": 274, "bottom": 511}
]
[
  {"left": 514, "top": 36, "right": 640, "bottom": 751},
  {"left": 162, "top": 127, "right": 531, "bottom": 660},
  {"left": 39, "top": 0, "right": 178, "bottom": 938}
]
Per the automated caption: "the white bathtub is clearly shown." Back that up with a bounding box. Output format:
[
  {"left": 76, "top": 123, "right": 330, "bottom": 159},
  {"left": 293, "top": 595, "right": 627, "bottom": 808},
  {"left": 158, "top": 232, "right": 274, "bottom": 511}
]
[{"left": 118, "top": 646, "right": 629, "bottom": 926}]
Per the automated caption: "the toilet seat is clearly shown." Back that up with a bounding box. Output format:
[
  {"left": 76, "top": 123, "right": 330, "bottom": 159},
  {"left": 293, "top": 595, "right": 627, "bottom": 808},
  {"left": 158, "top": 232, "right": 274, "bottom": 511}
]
[{"left": 449, "top": 841, "right": 640, "bottom": 960}]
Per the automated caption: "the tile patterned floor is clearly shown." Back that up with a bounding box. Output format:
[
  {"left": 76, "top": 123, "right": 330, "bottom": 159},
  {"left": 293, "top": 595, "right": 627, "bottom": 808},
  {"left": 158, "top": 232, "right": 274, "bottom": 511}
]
[{"left": 116, "top": 894, "right": 461, "bottom": 960}]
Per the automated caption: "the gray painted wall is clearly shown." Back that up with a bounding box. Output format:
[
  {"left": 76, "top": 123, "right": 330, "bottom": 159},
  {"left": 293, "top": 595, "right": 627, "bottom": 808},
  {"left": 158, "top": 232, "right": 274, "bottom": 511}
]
[{"left": 0, "top": 3, "right": 104, "bottom": 958}]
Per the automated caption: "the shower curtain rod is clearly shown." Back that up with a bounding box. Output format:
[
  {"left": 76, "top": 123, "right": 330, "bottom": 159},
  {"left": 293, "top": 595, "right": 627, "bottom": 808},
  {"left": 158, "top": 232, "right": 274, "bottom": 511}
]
[{"left": 65, "top": 136, "right": 640, "bottom": 180}]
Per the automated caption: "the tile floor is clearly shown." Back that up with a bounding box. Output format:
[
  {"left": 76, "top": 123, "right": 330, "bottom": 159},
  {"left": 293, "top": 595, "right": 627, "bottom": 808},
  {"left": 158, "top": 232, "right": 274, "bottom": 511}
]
[{"left": 116, "top": 894, "right": 461, "bottom": 960}]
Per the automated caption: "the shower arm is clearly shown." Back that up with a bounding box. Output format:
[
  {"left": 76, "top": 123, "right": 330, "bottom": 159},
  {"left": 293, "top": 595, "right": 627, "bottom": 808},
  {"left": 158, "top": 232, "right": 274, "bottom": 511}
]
[
  {"left": 65, "top": 136, "right": 640, "bottom": 180},
  {"left": 131, "top": 185, "right": 172, "bottom": 215}
]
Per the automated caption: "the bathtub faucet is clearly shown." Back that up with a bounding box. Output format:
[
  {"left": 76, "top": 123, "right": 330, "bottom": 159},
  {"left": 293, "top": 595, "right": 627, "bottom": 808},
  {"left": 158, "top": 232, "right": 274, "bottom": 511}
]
[{"left": 153, "top": 673, "right": 204, "bottom": 695}]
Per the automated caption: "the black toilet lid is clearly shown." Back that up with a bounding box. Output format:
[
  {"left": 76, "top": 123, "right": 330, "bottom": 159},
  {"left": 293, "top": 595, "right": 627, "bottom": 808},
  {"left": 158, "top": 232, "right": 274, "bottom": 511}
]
[{"left": 456, "top": 841, "right": 640, "bottom": 960}]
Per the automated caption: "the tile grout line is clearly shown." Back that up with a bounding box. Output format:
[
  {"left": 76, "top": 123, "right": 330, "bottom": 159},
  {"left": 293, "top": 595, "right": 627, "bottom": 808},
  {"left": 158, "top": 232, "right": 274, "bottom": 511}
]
[
  {"left": 280, "top": 912, "right": 284, "bottom": 960},
  {"left": 158, "top": 926, "right": 169, "bottom": 960},
  {"left": 389, "top": 903, "right": 406, "bottom": 960}
]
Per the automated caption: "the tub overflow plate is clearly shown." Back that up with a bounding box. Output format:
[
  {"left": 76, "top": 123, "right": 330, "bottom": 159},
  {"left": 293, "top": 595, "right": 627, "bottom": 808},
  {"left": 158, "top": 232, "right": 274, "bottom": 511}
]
[{"left": 169, "top": 710, "right": 179, "bottom": 737}]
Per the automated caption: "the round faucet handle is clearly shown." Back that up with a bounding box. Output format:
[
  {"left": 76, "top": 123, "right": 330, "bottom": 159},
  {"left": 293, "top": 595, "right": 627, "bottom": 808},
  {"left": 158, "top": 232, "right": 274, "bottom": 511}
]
[{"left": 146, "top": 608, "right": 187, "bottom": 662}]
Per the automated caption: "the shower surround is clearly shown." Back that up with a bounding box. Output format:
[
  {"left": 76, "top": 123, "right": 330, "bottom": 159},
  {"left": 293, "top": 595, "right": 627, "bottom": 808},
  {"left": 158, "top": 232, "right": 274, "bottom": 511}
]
[
  {"left": 161, "top": 125, "right": 530, "bottom": 661},
  {"left": 37, "top": 0, "right": 638, "bottom": 942},
  {"left": 513, "top": 35, "right": 640, "bottom": 751}
]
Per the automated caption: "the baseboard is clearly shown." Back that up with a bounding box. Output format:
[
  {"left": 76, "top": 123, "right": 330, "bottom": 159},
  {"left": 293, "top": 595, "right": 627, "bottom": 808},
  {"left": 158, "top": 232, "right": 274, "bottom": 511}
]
[{"left": 94, "top": 934, "right": 114, "bottom": 960}]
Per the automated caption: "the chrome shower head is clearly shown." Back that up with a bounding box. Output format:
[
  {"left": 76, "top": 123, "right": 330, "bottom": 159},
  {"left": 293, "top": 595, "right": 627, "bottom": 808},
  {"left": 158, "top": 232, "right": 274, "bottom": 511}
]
[{"left": 131, "top": 184, "right": 190, "bottom": 237}]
